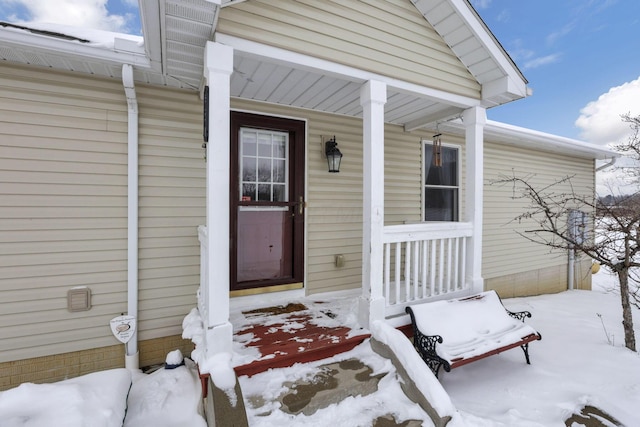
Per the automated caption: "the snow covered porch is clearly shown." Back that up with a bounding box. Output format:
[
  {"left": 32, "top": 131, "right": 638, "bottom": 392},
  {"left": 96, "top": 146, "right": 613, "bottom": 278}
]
[
  {"left": 199, "top": 219, "right": 480, "bottom": 379},
  {"left": 194, "top": 28, "right": 526, "bottom": 366}
]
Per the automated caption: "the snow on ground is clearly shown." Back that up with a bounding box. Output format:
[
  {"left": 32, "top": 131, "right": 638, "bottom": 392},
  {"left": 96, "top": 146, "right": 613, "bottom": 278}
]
[
  {"left": 0, "top": 353, "right": 206, "bottom": 427},
  {"left": 443, "top": 279, "right": 640, "bottom": 426},
  {"left": 0, "top": 270, "right": 638, "bottom": 426},
  {"left": 0, "top": 368, "right": 131, "bottom": 427},
  {"left": 239, "top": 270, "right": 640, "bottom": 426}
]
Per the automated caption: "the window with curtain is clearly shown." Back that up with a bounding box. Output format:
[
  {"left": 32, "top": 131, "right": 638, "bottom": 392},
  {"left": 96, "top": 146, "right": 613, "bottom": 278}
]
[{"left": 423, "top": 143, "right": 459, "bottom": 221}]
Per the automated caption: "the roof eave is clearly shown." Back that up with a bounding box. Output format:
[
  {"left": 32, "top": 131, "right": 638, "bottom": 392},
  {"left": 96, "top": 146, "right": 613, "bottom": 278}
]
[
  {"left": 138, "top": 0, "right": 221, "bottom": 82},
  {"left": 0, "top": 27, "right": 151, "bottom": 68},
  {"left": 440, "top": 119, "right": 618, "bottom": 160}
]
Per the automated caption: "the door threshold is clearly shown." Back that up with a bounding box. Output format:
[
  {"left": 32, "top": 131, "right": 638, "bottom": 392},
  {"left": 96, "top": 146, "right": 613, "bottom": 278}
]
[{"left": 230, "top": 282, "right": 303, "bottom": 298}]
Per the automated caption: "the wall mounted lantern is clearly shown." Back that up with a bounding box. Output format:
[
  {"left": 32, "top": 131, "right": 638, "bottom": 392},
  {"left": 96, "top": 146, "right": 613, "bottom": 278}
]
[{"left": 324, "top": 136, "right": 343, "bottom": 173}]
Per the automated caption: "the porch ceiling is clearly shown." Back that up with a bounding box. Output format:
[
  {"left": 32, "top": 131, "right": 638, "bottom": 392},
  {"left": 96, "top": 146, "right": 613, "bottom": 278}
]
[{"left": 230, "top": 50, "right": 462, "bottom": 127}]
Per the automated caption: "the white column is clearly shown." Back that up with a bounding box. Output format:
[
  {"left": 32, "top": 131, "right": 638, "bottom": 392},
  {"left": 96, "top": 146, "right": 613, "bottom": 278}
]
[
  {"left": 203, "top": 41, "right": 233, "bottom": 355},
  {"left": 463, "top": 106, "right": 486, "bottom": 294},
  {"left": 359, "top": 80, "right": 387, "bottom": 329}
]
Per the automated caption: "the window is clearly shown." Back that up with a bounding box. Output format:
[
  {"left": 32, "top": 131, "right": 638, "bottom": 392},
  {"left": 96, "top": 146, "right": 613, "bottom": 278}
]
[
  {"left": 423, "top": 142, "right": 459, "bottom": 221},
  {"left": 239, "top": 127, "right": 289, "bottom": 206}
]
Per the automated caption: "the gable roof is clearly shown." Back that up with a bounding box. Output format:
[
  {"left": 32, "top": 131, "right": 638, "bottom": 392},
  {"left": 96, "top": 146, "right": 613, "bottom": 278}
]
[
  {"left": 411, "top": 0, "right": 528, "bottom": 106},
  {"left": 0, "top": 0, "right": 527, "bottom": 127}
]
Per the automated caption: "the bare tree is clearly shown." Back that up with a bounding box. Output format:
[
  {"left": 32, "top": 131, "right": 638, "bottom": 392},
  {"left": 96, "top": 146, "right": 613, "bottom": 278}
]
[{"left": 493, "top": 115, "right": 640, "bottom": 352}]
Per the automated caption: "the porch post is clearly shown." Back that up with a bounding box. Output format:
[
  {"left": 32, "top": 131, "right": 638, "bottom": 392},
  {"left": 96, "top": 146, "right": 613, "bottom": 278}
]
[
  {"left": 202, "top": 41, "right": 233, "bottom": 356},
  {"left": 463, "top": 106, "right": 486, "bottom": 294},
  {"left": 359, "top": 80, "right": 387, "bottom": 329}
]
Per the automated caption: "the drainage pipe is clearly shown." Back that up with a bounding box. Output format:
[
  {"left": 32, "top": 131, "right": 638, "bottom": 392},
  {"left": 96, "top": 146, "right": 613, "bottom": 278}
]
[
  {"left": 596, "top": 156, "right": 616, "bottom": 172},
  {"left": 122, "top": 63, "right": 139, "bottom": 369},
  {"left": 568, "top": 248, "right": 575, "bottom": 291}
]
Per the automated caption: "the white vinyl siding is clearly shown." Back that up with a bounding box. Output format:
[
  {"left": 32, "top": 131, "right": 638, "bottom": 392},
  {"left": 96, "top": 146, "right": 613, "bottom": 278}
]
[
  {"left": 483, "top": 142, "right": 595, "bottom": 280},
  {"left": 0, "top": 64, "right": 205, "bottom": 363},
  {"left": 136, "top": 85, "right": 204, "bottom": 342},
  {"left": 218, "top": 0, "right": 480, "bottom": 99},
  {"left": 0, "top": 64, "right": 129, "bottom": 363}
]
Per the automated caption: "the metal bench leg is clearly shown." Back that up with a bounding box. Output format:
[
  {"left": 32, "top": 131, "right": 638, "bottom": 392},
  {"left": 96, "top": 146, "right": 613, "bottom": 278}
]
[
  {"left": 520, "top": 343, "right": 531, "bottom": 364},
  {"left": 424, "top": 359, "right": 445, "bottom": 379}
]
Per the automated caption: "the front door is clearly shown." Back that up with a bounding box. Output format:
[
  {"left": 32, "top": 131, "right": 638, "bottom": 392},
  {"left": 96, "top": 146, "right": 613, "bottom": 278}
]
[{"left": 230, "top": 112, "right": 305, "bottom": 294}]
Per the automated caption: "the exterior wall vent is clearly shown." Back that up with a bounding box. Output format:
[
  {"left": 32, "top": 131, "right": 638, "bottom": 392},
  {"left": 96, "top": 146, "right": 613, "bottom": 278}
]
[{"left": 68, "top": 287, "right": 91, "bottom": 312}]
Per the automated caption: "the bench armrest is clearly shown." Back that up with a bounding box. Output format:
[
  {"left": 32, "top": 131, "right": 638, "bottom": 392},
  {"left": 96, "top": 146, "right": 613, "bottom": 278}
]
[
  {"left": 493, "top": 292, "right": 533, "bottom": 322},
  {"left": 406, "top": 306, "right": 451, "bottom": 377},
  {"left": 506, "top": 309, "right": 532, "bottom": 322}
]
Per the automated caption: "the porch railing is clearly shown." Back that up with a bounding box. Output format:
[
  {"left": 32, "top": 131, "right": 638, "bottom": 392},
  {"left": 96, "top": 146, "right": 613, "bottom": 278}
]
[
  {"left": 197, "top": 225, "right": 209, "bottom": 327},
  {"left": 198, "top": 222, "right": 474, "bottom": 322},
  {"left": 382, "top": 222, "right": 473, "bottom": 317}
]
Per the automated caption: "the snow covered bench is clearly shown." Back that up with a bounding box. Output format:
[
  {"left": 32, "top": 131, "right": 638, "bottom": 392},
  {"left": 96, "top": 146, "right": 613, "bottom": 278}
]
[{"left": 405, "top": 290, "right": 542, "bottom": 378}]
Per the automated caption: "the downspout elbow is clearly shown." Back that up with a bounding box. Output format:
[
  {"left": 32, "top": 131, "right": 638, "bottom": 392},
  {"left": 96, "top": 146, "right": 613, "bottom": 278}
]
[{"left": 596, "top": 156, "right": 617, "bottom": 172}]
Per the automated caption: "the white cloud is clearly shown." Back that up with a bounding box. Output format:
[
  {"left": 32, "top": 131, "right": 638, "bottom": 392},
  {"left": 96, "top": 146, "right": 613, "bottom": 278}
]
[
  {"left": 470, "top": 0, "right": 492, "bottom": 9},
  {"left": 5, "top": 0, "right": 132, "bottom": 33},
  {"left": 546, "top": 21, "right": 576, "bottom": 45},
  {"left": 577, "top": 77, "right": 640, "bottom": 195},
  {"left": 575, "top": 77, "right": 640, "bottom": 147},
  {"left": 523, "top": 53, "right": 562, "bottom": 70},
  {"left": 496, "top": 9, "right": 510, "bottom": 23}
]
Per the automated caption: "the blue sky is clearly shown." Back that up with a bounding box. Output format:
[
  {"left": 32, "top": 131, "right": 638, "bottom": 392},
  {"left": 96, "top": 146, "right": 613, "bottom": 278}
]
[
  {"left": 472, "top": 0, "right": 640, "bottom": 145},
  {"left": 0, "top": 0, "right": 140, "bottom": 35},
  {"left": 1, "top": 0, "right": 639, "bottom": 149}
]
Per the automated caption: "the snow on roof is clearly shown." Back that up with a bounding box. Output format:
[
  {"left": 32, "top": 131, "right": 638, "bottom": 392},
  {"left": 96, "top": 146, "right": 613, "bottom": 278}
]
[{"left": 0, "top": 21, "right": 143, "bottom": 51}]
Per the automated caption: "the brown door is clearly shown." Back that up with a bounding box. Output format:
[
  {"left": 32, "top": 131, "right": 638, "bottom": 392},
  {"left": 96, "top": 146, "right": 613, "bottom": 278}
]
[{"left": 230, "top": 112, "right": 305, "bottom": 293}]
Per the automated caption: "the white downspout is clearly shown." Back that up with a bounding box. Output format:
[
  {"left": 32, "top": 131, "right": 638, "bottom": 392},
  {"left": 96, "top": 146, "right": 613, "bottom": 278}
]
[
  {"left": 596, "top": 156, "right": 617, "bottom": 172},
  {"left": 568, "top": 249, "right": 575, "bottom": 291},
  {"left": 122, "top": 63, "right": 139, "bottom": 369},
  {"left": 570, "top": 157, "right": 617, "bottom": 291}
]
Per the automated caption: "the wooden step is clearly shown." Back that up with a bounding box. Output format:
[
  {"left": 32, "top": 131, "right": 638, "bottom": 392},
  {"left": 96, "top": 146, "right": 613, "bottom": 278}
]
[
  {"left": 234, "top": 332, "right": 370, "bottom": 377},
  {"left": 233, "top": 312, "right": 370, "bottom": 377}
]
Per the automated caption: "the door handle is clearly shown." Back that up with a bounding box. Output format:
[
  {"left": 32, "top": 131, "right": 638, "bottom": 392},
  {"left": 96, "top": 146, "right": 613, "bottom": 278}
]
[{"left": 298, "top": 196, "right": 306, "bottom": 215}]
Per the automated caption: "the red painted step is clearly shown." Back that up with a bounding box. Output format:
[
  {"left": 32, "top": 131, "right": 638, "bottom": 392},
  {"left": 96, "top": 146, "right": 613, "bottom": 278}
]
[{"left": 233, "top": 313, "right": 370, "bottom": 377}]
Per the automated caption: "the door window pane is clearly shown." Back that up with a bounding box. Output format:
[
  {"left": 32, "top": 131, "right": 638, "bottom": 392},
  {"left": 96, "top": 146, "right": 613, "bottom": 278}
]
[
  {"left": 242, "top": 133, "right": 257, "bottom": 156},
  {"left": 239, "top": 128, "right": 289, "bottom": 203},
  {"left": 273, "top": 184, "right": 286, "bottom": 202},
  {"left": 242, "top": 183, "right": 256, "bottom": 201},
  {"left": 257, "top": 184, "right": 272, "bottom": 201},
  {"left": 273, "top": 159, "right": 286, "bottom": 183},
  {"left": 258, "top": 158, "right": 271, "bottom": 183},
  {"left": 242, "top": 157, "right": 256, "bottom": 181},
  {"left": 273, "top": 135, "right": 286, "bottom": 158}
]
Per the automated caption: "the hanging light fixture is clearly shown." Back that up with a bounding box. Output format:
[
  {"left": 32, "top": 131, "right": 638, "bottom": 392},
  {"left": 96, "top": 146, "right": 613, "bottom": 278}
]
[
  {"left": 325, "top": 136, "right": 343, "bottom": 173},
  {"left": 432, "top": 133, "right": 442, "bottom": 167}
]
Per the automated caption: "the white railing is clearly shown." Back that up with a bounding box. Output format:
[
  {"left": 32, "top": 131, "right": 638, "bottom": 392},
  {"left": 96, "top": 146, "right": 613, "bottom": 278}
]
[
  {"left": 197, "top": 225, "right": 209, "bottom": 328},
  {"left": 383, "top": 222, "right": 473, "bottom": 316}
]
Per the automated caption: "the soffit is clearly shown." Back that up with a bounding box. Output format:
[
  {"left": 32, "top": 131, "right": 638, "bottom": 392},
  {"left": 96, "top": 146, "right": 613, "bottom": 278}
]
[{"left": 230, "top": 50, "right": 456, "bottom": 127}]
